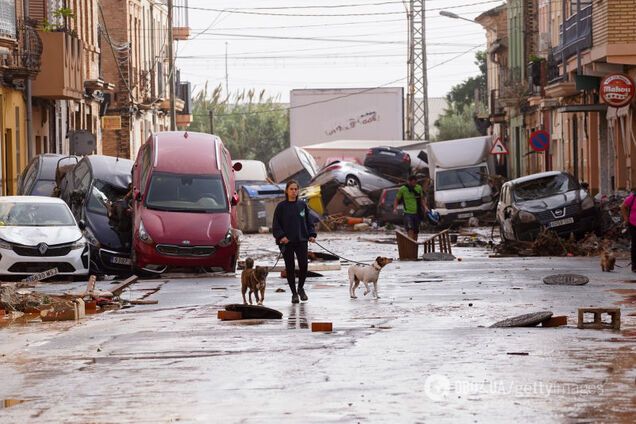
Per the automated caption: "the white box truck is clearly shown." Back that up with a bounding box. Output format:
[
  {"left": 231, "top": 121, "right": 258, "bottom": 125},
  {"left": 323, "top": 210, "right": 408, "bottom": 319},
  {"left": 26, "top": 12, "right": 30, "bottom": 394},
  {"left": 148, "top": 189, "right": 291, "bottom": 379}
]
[{"left": 427, "top": 136, "right": 496, "bottom": 223}]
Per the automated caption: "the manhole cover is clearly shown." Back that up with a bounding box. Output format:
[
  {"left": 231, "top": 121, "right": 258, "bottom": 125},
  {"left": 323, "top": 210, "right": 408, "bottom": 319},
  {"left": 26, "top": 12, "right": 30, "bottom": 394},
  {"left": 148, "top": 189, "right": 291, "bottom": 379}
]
[
  {"left": 421, "top": 252, "right": 456, "bottom": 261},
  {"left": 543, "top": 274, "right": 589, "bottom": 286},
  {"left": 490, "top": 311, "right": 553, "bottom": 328}
]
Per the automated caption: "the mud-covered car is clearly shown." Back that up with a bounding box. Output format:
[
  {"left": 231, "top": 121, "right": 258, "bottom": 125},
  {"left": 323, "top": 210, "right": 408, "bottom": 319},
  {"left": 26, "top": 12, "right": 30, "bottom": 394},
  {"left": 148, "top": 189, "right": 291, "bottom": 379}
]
[{"left": 497, "top": 171, "right": 598, "bottom": 241}]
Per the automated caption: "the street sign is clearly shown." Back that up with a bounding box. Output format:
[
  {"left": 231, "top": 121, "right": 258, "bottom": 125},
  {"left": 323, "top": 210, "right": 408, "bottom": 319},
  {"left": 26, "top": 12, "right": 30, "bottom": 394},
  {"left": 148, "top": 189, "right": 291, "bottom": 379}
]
[
  {"left": 529, "top": 130, "right": 550, "bottom": 152},
  {"left": 102, "top": 116, "right": 122, "bottom": 130},
  {"left": 490, "top": 137, "right": 509, "bottom": 155}
]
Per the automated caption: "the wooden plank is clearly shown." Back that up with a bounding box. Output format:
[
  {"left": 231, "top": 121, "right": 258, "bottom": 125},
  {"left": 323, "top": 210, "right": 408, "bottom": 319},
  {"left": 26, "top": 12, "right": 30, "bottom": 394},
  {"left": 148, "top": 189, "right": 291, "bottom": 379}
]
[{"left": 111, "top": 275, "right": 139, "bottom": 297}]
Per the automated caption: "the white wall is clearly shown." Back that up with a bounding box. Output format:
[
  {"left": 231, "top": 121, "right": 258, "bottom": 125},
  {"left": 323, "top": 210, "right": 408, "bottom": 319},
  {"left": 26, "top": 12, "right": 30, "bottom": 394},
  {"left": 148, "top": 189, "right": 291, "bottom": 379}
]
[{"left": 290, "top": 87, "right": 404, "bottom": 147}]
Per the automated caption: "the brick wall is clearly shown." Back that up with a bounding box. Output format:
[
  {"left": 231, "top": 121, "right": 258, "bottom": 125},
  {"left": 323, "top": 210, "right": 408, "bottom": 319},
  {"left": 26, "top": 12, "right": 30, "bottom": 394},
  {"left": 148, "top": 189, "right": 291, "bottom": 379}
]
[{"left": 594, "top": 0, "right": 636, "bottom": 45}]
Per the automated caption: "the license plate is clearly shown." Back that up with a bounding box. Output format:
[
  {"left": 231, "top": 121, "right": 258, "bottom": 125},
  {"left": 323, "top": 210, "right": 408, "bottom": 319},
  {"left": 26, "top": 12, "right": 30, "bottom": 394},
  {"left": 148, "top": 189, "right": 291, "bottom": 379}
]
[
  {"left": 111, "top": 256, "right": 132, "bottom": 266},
  {"left": 549, "top": 217, "right": 574, "bottom": 228},
  {"left": 21, "top": 267, "right": 59, "bottom": 283},
  {"left": 458, "top": 212, "right": 474, "bottom": 219}
]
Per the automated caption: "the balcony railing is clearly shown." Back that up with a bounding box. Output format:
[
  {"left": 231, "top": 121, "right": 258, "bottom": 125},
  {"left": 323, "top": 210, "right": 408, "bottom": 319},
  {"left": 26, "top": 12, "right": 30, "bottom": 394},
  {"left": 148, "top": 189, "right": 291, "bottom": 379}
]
[
  {"left": 553, "top": 4, "right": 592, "bottom": 64},
  {"left": 173, "top": 0, "right": 190, "bottom": 40},
  {"left": 2, "top": 18, "right": 42, "bottom": 80}
]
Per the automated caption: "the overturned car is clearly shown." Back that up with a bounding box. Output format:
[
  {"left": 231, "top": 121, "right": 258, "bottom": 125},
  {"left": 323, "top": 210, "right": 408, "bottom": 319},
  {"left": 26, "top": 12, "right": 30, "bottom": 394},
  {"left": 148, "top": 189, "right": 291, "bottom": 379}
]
[{"left": 497, "top": 171, "right": 598, "bottom": 242}]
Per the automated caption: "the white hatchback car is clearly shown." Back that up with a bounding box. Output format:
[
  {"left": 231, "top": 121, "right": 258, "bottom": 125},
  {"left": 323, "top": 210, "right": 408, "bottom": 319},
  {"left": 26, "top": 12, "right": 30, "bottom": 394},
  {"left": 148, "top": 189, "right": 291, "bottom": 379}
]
[{"left": 0, "top": 196, "right": 89, "bottom": 277}]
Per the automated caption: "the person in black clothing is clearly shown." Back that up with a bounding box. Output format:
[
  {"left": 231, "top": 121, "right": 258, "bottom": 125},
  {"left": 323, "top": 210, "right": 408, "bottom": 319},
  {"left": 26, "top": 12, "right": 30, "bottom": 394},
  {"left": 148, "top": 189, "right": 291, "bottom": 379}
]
[{"left": 273, "top": 180, "right": 317, "bottom": 304}]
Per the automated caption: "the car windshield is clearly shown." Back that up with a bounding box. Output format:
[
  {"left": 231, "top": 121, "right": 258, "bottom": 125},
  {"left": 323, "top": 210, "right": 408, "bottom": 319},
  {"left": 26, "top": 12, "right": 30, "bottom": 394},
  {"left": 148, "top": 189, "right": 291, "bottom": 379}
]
[
  {"left": 436, "top": 166, "right": 488, "bottom": 191},
  {"left": 88, "top": 180, "right": 130, "bottom": 215},
  {"left": 31, "top": 180, "right": 57, "bottom": 196},
  {"left": 146, "top": 172, "right": 228, "bottom": 212},
  {"left": 513, "top": 174, "right": 579, "bottom": 201},
  {"left": 0, "top": 202, "right": 76, "bottom": 226}
]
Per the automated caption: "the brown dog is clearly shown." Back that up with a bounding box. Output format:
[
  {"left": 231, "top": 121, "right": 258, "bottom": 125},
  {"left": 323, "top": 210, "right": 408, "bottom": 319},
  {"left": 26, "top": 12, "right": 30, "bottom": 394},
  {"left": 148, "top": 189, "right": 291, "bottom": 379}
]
[
  {"left": 241, "top": 258, "right": 269, "bottom": 305},
  {"left": 600, "top": 249, "right": 616, "bottom": 272}
]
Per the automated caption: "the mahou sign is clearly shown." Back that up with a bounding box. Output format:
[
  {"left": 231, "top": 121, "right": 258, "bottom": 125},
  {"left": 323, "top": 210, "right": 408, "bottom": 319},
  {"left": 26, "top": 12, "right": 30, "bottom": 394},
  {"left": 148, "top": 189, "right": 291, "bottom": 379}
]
[{"left": 600, "top": 74, "right": 635, "bottom": 108}]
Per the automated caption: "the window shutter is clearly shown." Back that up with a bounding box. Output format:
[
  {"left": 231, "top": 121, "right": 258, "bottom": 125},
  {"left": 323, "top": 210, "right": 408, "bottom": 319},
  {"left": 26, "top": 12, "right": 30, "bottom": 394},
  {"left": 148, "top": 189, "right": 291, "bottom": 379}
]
[{"left": 29, "top": 0, "right": 47, "bottom": 24}]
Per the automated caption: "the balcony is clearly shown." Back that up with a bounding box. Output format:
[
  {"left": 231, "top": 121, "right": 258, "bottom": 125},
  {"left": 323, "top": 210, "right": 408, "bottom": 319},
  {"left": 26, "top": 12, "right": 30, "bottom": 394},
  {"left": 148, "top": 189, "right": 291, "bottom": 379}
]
[
  {"left": 545, "top": 54, "right": 577, "bottom": 98},
  {"left": 553, "top": 4, "right": 592, "bottom": 65},
  {"left": 175, "top": 80, "right": 192, "bottom": 127},
  {"left": 173, "top": 0, "right": 191, "bottom": 40},
  {"left": 1, "top": 19, "right": 42, "bottom": 82},
  {"left": 32, "top": 31, "right": 84, "bottom": 99}
]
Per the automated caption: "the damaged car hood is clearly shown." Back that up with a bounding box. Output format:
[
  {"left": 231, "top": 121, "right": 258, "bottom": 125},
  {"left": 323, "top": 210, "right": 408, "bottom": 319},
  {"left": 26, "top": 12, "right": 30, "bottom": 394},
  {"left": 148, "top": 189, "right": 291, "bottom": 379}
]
[
  {"left": 142, "top": 209, "right": 230, "bottom": 244},
  {"left": 0, "top": 225, "right": 82, "bottom": 246},
  {"left": 516, "top": 190, "right": 583, "bottom": 212}
]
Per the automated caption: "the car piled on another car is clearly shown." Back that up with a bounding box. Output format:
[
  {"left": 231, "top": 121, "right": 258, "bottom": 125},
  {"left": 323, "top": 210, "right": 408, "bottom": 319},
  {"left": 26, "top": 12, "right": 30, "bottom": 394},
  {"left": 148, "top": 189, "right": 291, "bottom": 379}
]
[
  {"left": 58, "top": 155, "right": 134, "bottom": 275},
  {"left": 364, "top": 146, "right": 411, "bottom": 180},
  {"left": 497, "top": 171, "right": 598, "bottom": 242},
  {"left": 0, "top": 196, "right": 89, "bottom": 277}
]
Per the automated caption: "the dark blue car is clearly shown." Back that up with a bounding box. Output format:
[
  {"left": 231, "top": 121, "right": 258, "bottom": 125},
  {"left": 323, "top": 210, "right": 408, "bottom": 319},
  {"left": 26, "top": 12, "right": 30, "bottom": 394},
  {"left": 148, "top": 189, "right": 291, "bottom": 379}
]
[{"left": 59, "top": 155, "right": 134, "bottom": 275}]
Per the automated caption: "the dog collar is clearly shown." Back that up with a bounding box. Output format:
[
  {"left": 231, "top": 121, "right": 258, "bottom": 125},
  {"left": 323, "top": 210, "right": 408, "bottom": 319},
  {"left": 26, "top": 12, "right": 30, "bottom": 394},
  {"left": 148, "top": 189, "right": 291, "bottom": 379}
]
[{"left": 372, "top": 262, "right": 382, "bottom": 271}]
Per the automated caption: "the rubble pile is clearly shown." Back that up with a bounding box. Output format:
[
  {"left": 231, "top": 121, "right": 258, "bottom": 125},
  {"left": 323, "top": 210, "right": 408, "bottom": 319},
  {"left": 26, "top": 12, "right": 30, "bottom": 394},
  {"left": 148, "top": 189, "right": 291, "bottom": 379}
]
[
  {"left": 495, "top": 229, "right": 629, "bottom": 257},
  {"left": 0, "top": 284, "right": 74, "bottom": 313}
]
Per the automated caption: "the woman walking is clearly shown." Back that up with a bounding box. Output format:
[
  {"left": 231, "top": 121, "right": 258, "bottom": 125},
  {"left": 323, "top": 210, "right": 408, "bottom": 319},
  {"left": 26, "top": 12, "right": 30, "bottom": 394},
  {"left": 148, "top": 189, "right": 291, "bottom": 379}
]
[{"left": 273, "top": 180, "right": 317, "bottom": 303}]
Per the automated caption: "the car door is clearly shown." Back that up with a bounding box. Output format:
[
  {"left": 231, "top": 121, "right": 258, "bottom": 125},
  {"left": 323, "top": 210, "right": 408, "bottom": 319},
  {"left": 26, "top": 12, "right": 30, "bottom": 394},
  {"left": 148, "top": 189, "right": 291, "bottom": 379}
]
[
  {"left": 66, "top": 160, "right": 91, "bottom": 218},
  {"left": 499, "top": 185, "right": 515, "bottom": 240}
]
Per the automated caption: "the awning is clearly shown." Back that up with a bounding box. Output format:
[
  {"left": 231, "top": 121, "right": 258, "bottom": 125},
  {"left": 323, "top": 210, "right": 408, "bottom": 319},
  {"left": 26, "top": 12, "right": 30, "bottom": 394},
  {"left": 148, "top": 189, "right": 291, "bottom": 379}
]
[{"left": 557, "top": 104, "right": 608, "bottom": 113}]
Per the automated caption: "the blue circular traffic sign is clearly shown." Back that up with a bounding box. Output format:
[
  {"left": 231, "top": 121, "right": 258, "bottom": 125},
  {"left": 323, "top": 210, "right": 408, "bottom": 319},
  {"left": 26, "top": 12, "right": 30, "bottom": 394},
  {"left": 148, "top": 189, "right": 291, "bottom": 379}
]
[{"left": 529, "top": 130, "right": 550, "bottom": 152}]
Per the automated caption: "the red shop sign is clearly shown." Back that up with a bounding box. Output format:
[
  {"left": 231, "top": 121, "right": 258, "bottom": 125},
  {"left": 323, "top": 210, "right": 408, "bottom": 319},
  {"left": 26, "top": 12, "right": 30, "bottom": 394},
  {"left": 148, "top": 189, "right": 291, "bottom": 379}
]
[{"left": 600, "top": 74, "right": 635, "bottom": 108}]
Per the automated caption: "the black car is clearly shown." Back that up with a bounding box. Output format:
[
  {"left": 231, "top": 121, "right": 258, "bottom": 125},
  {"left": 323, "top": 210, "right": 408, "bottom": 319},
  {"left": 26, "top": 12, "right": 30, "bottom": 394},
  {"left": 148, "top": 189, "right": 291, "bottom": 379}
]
[
  {"left": 59, "top": 155, "right": 134, "bottom": 275},
  {"left": 364, "top": 146, "right": 411, "bottom": 180},
  {"left": 17, "top": 154, "right": 78, "bottom": 196},
  {"left": 497, "top": 171, "right": 598, "bottom": 242}
]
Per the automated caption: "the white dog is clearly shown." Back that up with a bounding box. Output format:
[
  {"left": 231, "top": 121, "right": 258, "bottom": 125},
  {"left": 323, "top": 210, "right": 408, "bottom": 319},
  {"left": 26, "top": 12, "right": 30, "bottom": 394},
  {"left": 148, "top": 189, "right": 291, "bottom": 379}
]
[{"left": 348, "top": 256, "right": 393, "bottom": 299}]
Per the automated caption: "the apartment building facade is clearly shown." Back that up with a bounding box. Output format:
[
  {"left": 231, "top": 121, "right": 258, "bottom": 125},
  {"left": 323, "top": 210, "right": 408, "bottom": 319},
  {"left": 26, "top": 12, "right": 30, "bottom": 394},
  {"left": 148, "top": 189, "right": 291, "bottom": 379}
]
[
  {"left": 483, "top": 0, "right": 636, "bottom": 196},
  {"left": 0, "top": 0, "right": 42, "bottom": 194},
  {"left": 100, "top": 0, "right": 191, "bottom": 160}
]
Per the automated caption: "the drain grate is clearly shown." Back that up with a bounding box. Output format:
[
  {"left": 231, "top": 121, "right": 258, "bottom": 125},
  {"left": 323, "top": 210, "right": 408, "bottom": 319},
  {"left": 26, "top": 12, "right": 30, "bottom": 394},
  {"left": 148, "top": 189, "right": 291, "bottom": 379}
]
[{"left": 543, "top": 274, "right": 589, "bottom": 286}]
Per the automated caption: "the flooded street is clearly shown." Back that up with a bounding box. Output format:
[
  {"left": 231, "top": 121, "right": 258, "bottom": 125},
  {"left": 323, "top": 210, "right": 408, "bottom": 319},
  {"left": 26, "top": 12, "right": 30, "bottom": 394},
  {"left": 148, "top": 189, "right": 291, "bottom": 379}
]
[{"left": 1, "top": 231, "right": 635, "bottom": 423}]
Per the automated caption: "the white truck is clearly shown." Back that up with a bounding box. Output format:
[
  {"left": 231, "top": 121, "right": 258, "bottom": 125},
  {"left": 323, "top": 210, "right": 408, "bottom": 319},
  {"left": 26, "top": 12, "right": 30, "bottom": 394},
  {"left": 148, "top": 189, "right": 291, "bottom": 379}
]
[{"left": 426, "top": 136, "right": 496, "bottom": 223}]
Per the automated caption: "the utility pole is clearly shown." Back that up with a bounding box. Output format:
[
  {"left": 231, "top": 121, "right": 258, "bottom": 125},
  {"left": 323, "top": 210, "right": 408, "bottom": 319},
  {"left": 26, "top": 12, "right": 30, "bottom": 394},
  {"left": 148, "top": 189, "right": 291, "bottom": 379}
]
[
  {"left": 167, "top": 0, "right": 176, "bottom": 130},
  {"left": 24, "top": 0, "right": 34, "bottom": 157},
  {"left": 225, "top": 42, "right": 229, "bottom": 95},
  {"left": 407, "top": 0, "right": 429, "bottom": 140},
  {"left": 209, "top": 109, "right": 214, "bottom": 134}
]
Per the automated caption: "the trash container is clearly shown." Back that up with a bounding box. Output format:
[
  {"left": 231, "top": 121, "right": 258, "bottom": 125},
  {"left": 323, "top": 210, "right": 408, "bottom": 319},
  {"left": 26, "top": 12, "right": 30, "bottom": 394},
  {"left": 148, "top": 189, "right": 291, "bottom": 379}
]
[
  {"left": 299, "top": 185, "right": 324, "bottom": 215},
  {"left": 237, "top": 184, "right": 285, "bottom": 233}
]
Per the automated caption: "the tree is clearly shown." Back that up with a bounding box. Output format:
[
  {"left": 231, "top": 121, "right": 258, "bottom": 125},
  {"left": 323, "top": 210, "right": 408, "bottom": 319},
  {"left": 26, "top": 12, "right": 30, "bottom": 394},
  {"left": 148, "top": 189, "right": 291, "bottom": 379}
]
[
  {"left": 434, "top": 51, "right": 487, "bottom": 141},
  {"left": 189, "top": 83, "right": 289, "bottom": 162}
]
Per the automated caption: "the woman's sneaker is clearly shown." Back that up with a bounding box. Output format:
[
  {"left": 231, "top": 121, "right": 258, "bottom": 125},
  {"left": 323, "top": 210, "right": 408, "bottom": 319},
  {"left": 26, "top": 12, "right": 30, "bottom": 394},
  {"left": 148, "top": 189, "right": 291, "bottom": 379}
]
[
  {"left": 298, "top": 288, "right": 308, "bottom": 301},
  {"left": 291, "top": 293, "right": 299, "bottom": 304}
]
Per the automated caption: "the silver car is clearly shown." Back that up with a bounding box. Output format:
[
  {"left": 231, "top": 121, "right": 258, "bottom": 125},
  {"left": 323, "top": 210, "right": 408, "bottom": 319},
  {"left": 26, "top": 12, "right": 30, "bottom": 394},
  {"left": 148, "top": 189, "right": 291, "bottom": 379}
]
[{"left": 310, "top": 161, "right": 396, "bottom": 195}]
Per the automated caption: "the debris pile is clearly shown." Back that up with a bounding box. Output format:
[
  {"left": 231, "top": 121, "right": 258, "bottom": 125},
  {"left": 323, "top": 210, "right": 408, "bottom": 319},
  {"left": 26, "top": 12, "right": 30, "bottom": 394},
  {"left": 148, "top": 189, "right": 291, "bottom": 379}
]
[{"left": 495, "top": 229, "right": 623, "bottom": 257}]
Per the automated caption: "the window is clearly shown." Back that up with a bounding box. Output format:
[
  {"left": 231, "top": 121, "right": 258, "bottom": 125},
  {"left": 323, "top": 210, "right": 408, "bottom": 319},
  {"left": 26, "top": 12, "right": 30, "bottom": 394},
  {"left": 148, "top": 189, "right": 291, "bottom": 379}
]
[
  {"left": 0, "top": 0, "right": 16, "bottom": 39},
  {"left": 0, "top": 202, "right": 76, "bottom": 226},
  {"left": 87, "top": 180, "right": 129, "bottom": 215},
  {"left": 139, "top": 146, "right": 152, "bottom": 194},
  {"left": 513, "top": 174, "right": 579, "bottom": 202},
  {"left": 145, "top": 172, "right": 228, "bottom": 213},
  {"left": 436, "top": 166, "right": 489, "bottom": 191},
  {"left": 72, "top": 161, "right": 91, "bottom": 191}
]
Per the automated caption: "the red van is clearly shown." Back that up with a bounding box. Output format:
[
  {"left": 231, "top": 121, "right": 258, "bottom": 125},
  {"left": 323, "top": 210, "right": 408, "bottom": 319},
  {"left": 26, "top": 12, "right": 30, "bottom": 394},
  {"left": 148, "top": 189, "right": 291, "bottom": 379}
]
[{"left": 131, "top": 132, "right": 241, "bottom": 273}]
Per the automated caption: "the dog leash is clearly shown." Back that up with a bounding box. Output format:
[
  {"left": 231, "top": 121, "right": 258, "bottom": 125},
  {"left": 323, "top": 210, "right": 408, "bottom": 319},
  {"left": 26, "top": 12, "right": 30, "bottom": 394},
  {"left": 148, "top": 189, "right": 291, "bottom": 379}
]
[{"left": 313, "top": 240, "right": 372, "bottom": 266}]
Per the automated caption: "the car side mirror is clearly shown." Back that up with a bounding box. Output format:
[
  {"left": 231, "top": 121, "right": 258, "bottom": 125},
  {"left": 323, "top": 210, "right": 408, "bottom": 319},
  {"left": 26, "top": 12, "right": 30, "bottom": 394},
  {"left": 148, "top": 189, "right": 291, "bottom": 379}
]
[
  {"left": 78, "top": 219, "right": 86, "bottom": 230},
  {"left": 231, "top": 192, "right": 239, "bottom": 206}
]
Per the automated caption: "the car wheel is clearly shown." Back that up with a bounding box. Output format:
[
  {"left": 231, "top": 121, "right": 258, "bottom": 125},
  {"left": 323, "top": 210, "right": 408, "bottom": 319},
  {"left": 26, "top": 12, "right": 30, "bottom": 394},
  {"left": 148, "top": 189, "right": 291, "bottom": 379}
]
[{"left": 345, "top": 175, "right": 360, "bottom": 188}]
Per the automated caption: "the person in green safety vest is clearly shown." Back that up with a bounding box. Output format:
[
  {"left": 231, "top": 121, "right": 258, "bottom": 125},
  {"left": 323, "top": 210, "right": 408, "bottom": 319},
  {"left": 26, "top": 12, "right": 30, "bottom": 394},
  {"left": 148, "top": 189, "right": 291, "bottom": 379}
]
[{"left": 393, "top": 175, "right": 429, "bottom": 240}]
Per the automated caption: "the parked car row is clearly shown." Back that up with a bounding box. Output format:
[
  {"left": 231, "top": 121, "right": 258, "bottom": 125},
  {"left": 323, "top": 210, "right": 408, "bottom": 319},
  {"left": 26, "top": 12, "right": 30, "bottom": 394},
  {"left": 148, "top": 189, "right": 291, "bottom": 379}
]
[{"left": 3, "top": 131, "right": 242, "bottom": 278}]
